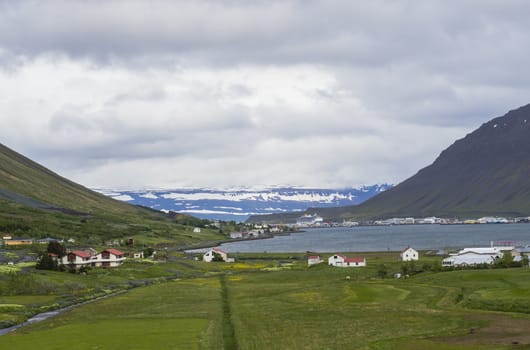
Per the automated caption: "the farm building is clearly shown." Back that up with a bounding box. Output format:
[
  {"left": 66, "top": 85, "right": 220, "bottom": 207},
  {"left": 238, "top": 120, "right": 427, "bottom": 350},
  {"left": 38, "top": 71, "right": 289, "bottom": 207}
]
[
  {"left": 328, "top": 254, "right": 366, "bottom": 267},
  {"left": 3, "top": 237, "right": 33, "bottom": 246},
  {"left": 96, "top": 249, "right": 126, "bottom": 267},
  {"left": 442, "top": 247, "right": 504, "bottom": 267},
  {"left": 60, "top": 248, "right": 126, "bottom": 269},
  {"left": 307, "top": 255, "right": 322, "bottom": 266},
  {"left": 203, "top": 248, "right": 234, "bottom": 262},
  {"left": 400, "top": 247, "right": 419, "bottom": 261},
  {"left": 62, "top": 250, "right": 93, "bottom": 267}
]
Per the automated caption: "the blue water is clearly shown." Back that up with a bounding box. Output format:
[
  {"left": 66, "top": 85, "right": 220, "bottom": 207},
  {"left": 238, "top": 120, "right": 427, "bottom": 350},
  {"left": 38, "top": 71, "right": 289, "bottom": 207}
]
[{"left": 213, "top": 224, "right": 530, "bottom": 253}]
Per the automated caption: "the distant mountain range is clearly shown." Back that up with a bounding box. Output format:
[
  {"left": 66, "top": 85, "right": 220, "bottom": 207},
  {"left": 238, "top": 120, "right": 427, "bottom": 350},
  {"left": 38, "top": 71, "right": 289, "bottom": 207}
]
[
  {"left": 98, "top": 185, "right": 392, "bottom": 222},
  {"left": 248, "top": 103, "right": 530, "bottom": 223}
]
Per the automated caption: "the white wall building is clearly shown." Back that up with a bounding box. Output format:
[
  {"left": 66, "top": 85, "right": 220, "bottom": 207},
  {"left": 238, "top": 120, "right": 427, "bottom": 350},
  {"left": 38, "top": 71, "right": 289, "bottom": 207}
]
[
  {"left": 307, "top": 255, "right": 321, "bottom": 266},
  {"left": 400, "top": 247, "right": 419, "bottom": 261},
  {"left": 95, "top": 249, "right": 126, "bottom": 267},
  {"left": 296, "top": 214, "right": 324, "bottom": 227},
  {"left": 442, "top": 247, "right": 504, "bottom": 267},
  {"left": 203, "top": 248, "right": 234, "bottom": 262},
  {"left": 61, "top": 248, "right": 126, "bottom": 268},
  {"left": 328, "top": 254, "right": 366, "bottom": 267}
]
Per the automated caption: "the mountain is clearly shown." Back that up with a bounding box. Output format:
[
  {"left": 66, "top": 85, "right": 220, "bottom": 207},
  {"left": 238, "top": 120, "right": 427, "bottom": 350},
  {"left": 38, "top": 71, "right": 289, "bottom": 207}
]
[
  {"left": 249, "top": 103, "right": 530, "bottom": 223},
  {"left": 0, "top": 143, "right": 221, "bottom": 244},
  {"left": 99, "top": 185, "right": 392, "bottom": 222}
]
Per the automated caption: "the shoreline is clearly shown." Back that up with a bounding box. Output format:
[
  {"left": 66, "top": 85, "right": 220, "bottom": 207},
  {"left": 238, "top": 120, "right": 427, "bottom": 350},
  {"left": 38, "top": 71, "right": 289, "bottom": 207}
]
[{"left": 178, "top": 234, "right": 277, "bottom": 252}]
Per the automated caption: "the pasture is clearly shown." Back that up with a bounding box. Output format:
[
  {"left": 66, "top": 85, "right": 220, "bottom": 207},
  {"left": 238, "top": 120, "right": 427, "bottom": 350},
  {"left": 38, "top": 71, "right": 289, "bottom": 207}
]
[{"left": 0, "top": 252, "right": 529, "bottom": 349}]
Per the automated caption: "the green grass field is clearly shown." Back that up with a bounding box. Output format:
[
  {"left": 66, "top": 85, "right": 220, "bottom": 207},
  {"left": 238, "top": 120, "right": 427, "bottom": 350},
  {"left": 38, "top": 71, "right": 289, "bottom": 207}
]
[{"left": 1, "top": 253, "right": 530, "bottom": 349}]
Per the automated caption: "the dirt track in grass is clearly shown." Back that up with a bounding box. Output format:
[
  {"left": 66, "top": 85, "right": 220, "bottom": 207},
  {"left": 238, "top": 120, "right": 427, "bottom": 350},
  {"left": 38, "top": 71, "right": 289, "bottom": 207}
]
[{"left": 433, "top": 314, "right": 530, "bottom": 346}]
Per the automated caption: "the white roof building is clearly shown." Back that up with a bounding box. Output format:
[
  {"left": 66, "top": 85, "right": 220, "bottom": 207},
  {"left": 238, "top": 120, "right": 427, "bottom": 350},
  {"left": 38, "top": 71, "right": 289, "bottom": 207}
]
[
  {"left": 296, "top": 214, "right": 324, "bottom": 227},
  {"left": 442, "top": 247, "right": 504, "bottom": 267}
]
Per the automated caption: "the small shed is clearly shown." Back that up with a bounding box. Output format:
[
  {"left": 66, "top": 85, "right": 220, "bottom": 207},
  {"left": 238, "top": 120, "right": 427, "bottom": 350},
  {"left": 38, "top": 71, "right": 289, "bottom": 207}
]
[{"left": 307, "top": 255, "right": 321, "bottom": 266}]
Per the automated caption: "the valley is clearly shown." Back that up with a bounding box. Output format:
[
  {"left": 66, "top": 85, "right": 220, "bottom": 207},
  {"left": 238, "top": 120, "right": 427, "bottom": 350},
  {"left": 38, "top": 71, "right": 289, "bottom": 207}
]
[{"left": 1, "top": 251, "right": 530, "bottom": 349}]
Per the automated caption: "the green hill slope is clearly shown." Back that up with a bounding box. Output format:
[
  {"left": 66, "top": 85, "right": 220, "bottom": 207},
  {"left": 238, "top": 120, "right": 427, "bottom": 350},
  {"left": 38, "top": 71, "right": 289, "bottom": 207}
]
[{"left": 0, "top": 143, "right": 222, "bottom": 244}]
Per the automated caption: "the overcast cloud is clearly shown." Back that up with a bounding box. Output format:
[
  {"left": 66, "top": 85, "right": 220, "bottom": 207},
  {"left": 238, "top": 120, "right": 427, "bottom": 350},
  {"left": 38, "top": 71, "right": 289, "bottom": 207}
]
[{"left": 1, "top": 0, "right": 530, "bottom": 189}]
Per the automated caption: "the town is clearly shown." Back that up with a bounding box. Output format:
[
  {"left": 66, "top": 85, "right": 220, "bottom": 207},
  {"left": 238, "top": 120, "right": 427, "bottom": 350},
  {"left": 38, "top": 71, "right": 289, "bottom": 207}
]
[{"left": 292, "top": 213, "right": 530, "bottom": 228}]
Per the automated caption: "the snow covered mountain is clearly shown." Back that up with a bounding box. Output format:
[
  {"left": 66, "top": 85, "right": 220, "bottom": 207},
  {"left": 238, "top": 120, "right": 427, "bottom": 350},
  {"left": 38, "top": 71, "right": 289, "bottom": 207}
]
[{"left": 96, "top": 185, "right": 392, "bottom": 222}]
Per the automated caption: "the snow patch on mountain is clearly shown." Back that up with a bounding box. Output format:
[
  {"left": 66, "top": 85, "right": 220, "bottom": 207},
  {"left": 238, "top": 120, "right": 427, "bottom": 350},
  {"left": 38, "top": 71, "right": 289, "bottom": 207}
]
[{"left": 95, "top": 185, "right": 392, "bottom": 222}]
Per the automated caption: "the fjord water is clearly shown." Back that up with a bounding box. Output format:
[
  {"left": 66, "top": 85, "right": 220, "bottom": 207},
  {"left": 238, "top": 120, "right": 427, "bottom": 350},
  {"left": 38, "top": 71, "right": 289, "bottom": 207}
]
[{"left": 217, "top": 224, "right": 530, "bottom": 253}]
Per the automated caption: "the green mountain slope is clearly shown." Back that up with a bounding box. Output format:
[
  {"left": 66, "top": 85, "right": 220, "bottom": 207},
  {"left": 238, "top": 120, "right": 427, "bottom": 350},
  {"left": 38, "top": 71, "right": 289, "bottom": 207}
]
[
  {"left": 249, "top": 103, "right": 530, "bottom": 223},
  {"left": 0, "top": 143, "right": 222, "bottom": 244}
]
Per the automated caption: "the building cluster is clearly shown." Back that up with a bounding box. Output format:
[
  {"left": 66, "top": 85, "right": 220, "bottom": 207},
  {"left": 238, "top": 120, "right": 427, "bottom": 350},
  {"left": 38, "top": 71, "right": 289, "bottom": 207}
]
[
  {"left": 442, "top": 245, "right": 530, "bottom": 267},
  {"left": 53, "top": 248, "right": 126, "bottom": 269},
  {"left": 373, "top": 216, "right": 530, "bottom": 225},
  {"left": 229, "top": 224, "right": 283, "bottom": 239},
  {"left": 290, "top": 214, "right": 530, "bottom": 228},
  {"left": 2, "top": 236, "right": 76, "bottom": 247},
  {"left": 308, "top": 247, "right": 419, "bottom": 268}
]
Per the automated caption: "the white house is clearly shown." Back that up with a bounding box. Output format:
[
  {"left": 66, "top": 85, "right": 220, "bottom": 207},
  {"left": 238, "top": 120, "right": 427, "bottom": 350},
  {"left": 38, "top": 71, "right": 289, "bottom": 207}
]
[
  {"left": 203, "top": 248, "right": 234, "bottom": 262},
  {"left": 61, "top": 248, "right": 126, "bottom": 269},
  {"left": 307, "top": 255, "right": 322, "bottom": 266},
  {"left": 328, "top": 254, "right": 366, "bottom": 267},
  {"left": 230, "top": 232, "right": 243, "bottom": 239},
  {"left": 400, "top": 247, "right": 419, "bottom": 261},
  {"left": 193, "top": 227, "right": 201, "bottom": 233},
  {"left": 442, "top": 247, "right": 503, "bottom": 267},
  {"left": 62, "top": 250, "right": 93, "bottom": 267},
  {"left": 95, "top": 249, "right": 126, "bottom": 267}
]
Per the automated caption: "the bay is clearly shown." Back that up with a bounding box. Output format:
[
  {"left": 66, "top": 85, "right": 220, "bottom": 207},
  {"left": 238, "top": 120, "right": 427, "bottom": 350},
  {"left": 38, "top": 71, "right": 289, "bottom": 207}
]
[{"left": 213, "top": 223, "right": 530, "bottom": 253}]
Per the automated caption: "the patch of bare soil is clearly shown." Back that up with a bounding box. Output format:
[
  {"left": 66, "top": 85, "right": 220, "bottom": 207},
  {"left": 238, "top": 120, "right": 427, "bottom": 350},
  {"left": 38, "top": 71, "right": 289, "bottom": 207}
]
[{"left": 434, "top": 314, "right": 530, "bottom": 346}]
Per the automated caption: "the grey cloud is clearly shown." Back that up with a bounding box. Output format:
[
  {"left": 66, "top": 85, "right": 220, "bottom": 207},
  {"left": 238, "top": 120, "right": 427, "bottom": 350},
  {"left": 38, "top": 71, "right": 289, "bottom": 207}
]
[
  {"left": 2, "top": 1, "right": 530, "bottom": 188},
  {"left": 0, "top": 1, "right": 528, "bottom": 66}
]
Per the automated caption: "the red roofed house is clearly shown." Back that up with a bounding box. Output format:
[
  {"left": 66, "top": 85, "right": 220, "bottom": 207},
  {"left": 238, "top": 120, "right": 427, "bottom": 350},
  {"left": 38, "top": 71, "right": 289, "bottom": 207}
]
[
  {"left": 328, "top": 254, "right": 366, "bottom": 267},
  {"left": 203, "top": 248, "right": 234, "bottom": 262},
  {"left": 96, "top": 248, "right": 126, "bottom": 267},
  {"left": 60, "top": 248, "right": 126, "bottom": 269},
  {"left": 62, "top": 250, "right": 93, "bottom": 267},
  {"left": 307, "top": 255, "right": 322, "bottom": 266}
]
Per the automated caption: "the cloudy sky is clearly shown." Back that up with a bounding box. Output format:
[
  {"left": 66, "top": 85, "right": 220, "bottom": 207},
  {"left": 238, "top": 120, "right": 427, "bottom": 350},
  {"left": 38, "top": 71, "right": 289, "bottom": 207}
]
[{"left": 1, "top": 0, "right": 530, "bottom": 190}]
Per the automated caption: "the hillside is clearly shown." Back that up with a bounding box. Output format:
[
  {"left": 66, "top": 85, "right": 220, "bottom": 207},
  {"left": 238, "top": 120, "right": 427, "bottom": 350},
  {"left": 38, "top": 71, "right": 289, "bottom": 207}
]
[
  {"left": 249, "top": 103, "right": 530, "bottom": 223},
  {"left": 0, "top": 143, "right": 222, "bottom": 244}
]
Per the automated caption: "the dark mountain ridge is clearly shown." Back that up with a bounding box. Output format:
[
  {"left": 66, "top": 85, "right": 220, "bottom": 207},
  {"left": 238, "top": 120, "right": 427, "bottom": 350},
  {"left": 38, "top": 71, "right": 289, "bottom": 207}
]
[{"left": 249, "top": 103, "right": 530, "bottom": 223}]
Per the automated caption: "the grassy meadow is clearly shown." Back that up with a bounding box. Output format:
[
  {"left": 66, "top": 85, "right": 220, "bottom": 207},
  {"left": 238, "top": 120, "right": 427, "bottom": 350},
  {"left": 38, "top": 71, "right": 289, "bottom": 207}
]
[{"left": 0, "top": 252, "right": 530, "bottom": 349}]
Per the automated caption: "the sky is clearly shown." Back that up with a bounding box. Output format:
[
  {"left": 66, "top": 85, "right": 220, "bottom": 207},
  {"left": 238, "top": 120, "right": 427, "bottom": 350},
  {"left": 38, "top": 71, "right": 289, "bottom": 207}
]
[{"left": 1, "top": 0, "right": 530, "bottom": 190}]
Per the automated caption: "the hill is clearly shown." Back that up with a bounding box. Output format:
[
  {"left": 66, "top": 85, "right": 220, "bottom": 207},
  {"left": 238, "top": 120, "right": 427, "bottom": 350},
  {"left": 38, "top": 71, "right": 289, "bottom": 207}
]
[
  {"left": 0, "top": 143, "right": 222, "bottom": 244},
  {"left": 249, "top": 103, "right": 530, "bottom": 223}
]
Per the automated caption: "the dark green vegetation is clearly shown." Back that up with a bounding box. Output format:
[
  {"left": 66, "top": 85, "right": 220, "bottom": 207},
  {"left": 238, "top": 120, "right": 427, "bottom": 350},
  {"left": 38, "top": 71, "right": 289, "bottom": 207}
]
[
  {"left": 0, "top": 142, "right": 224, "bottom": 244},
  {"left": 1, "top": 252, "right": 530, "bottom": 349},
  {"left": 248, "top": 103, "right": 530, "bottom": 223}
]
